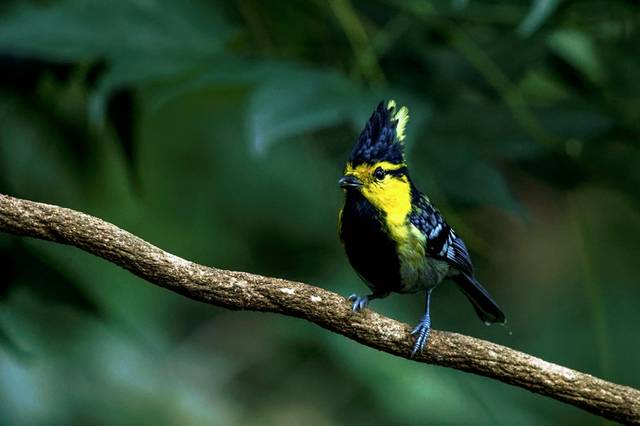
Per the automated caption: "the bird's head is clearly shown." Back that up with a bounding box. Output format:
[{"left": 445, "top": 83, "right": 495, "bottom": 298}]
[{"left": 339, "top": 100, "right": 412, "bottom": 218}]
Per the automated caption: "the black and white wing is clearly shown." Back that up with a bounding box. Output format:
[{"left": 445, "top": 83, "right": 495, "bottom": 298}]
[{"left": 409, "top": 194, "right": 473, "bottom": 275}]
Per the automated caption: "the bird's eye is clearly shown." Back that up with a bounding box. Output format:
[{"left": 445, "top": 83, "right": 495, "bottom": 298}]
[{"left": 374, "top": 167, "right": 385, "bottom": 181}]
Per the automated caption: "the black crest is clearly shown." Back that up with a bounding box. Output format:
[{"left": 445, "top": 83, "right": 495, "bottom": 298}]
[{"left": 349, "top": 101, "right": 407, "bottom": 166}]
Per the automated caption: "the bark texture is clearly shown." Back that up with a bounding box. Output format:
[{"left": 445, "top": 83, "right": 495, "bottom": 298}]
[{"left": 1, "top": 193, "right": 638, "bottom": 423}]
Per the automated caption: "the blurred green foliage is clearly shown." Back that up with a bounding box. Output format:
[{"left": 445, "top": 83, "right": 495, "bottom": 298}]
[{"left": 1, "top": 0, "right": 639, "bottom": 424}]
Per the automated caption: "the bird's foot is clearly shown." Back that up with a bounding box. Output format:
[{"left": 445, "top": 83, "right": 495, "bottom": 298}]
[
  {"left": 410, "top": 317, "right": 431, "bottom": 357},
  {"left": 347, "top": 293, "right": 369, "bottom": 312}
]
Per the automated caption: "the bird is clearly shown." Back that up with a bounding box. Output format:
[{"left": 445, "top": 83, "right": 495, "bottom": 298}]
[{"left": 338, "top": 100, "right": 506, "bottom": 356}]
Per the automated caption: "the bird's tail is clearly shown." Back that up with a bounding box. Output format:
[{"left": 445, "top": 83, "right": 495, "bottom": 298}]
[{"left": 453, "top": 273, "right": 506, "bottom": 324}]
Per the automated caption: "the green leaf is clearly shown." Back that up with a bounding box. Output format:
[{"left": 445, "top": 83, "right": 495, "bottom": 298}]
[
  {"left": 517, "top": 0, "right": 563, "bottom": 37},
  {"left": 0, "top": 322, "right": 30, "bottom": 359},
  {"left": 247, "top": 67, "right": 359, "bottom": 154},
  {"left": 0, "top": 0, "right": 235, "bottom": 127},
  {"left": 452, "top": 0, "right": 470, "bottom": 11},
  {"left": 548, "top": 29, "right": 604, "bottom": 84},
  {"left": 0, "top": 0, "right": 231, "bottom": 61}
]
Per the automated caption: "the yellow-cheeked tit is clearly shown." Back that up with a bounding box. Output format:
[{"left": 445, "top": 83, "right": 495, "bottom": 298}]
[{"left": 338, "top": 100, "right": 506, "bottom": 356}]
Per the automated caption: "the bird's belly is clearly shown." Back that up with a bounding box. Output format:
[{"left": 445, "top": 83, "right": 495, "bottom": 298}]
[
  {"left": 396, "top": 225, "right": 450, "bottom": 293},
  {"left": 398, "top": 256, "right": 450, "bottom": 293}
]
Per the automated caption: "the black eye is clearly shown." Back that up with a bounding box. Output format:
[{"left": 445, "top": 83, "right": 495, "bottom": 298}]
[{"left": 374, "top": 167, "right": 385, "bottom": 181}]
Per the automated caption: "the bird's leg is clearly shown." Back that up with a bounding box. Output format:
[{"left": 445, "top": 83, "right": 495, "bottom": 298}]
[
  {"left": 411, "top": 289, "right": 433, "bottom": 357},
  {"left": 347, "top": 291, "right": 389, "bottom": 312}
]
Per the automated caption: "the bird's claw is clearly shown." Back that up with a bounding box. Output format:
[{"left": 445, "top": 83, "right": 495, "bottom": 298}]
[
  {"left": 410, "top": 318, "right": 431, "bottom": 357},
  {"left": 347, "top": 293, "right": 369, "bottom": 312}
]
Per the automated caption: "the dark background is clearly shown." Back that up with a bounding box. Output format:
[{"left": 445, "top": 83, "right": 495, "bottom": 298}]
[{"left": 1, "top": 0, "right": 639, "bottom": 424}]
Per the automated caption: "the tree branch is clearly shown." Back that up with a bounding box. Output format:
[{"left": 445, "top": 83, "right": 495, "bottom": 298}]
[{"left": 1, "top": 193, "right": 638, "bottom": 423}]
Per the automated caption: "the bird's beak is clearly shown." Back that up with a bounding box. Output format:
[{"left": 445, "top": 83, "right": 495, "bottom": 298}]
[{"left": 339, "top": 175, "right": 363, "bottom": 189}]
